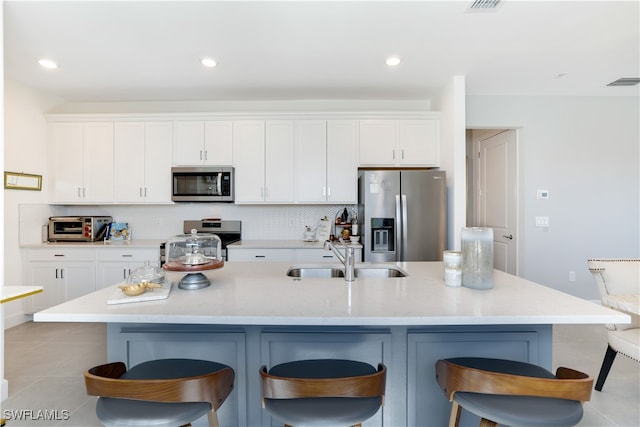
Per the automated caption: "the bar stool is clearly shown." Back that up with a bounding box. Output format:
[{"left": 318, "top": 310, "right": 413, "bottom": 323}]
[
  {"left": 260, "top": 359, "right": 386, "bottom": 427},
  {"left": 85, "top": 358, "right": 234, "bottom": 427},
  {"left": 435, "top": 357, "right": 593, "bottom": 427}
]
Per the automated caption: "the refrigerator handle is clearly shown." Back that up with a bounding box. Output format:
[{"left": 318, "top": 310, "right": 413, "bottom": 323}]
[
  {"left": 401, "top": 194, "right": 408, "bottom": 260},
  {"left": 395, "top": 194, "right": 402, "bottom": 260}
]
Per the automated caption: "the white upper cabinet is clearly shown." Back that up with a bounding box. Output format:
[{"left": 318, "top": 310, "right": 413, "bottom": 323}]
[
  {"left": 398, "top": 119, "right": 440, "bottom": 166},
  {"left": 296, "top": 120, "right": 358, "bottom": 203},
  {"left": 173, "top": 120, "right": 233, "bottom": 166},
  {"left": 51, "top": 122, "right": 114, "bottom": 204},
  {"left": 326, "top": 120, "right": 358, "bottom": 203},
  {"left": 204, "top": 121, "right": 233, "bottom": 165},
  {"left": 295, "top": 120, "right": 327, "bottom": 203},
  {"left": 265, "top": 120, "right": 296, "bottom": 203},
  {"left": 233, "top": 120, "right": 295, "bottom": 203},
  {"left": 359, "top": 119, "right": 439, "bottom": 167},
  {"left": 233, "top": 121, "right": 265, "bottom": 203},
  {"left": 114, "top": 121, "right": 173, "bottom": 203}
]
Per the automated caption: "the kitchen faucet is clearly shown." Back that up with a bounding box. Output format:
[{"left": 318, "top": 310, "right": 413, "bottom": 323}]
[{"left": 324, "top": 239, "right": 361, "bottom": 282}]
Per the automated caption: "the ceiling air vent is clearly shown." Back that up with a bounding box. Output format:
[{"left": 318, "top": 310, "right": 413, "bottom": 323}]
[
  {"left": 607, "top": 78, "right": 640, "bottom": 87},
  {"left": 467, "top": 0, "right": 502, "bottom": 11}
]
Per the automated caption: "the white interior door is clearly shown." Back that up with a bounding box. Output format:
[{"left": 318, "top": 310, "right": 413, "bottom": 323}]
[{"left": 476, "top": 130, "right": 517, "bottom": 274}]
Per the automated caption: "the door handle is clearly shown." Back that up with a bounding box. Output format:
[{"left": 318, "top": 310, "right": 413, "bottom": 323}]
[{"left": 502, "top": 234, "right": 513, "bottom": 240}]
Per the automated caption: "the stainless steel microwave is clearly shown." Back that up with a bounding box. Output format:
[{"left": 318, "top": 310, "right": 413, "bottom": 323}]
[{"left": 171, "top": 167, "right": 234, "bottom": 202}]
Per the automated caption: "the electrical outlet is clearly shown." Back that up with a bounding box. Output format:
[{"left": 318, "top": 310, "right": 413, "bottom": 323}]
[
  {"left": 568, "top": 271, "right": 576, "bottom": 282},
  {"left": 535, "top": 216, "right": 549, "bottom": 227}
]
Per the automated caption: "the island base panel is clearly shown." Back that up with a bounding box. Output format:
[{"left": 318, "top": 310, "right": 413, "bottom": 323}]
[{"left": 107, "top": 323, "right": 551, "bottom": 427}]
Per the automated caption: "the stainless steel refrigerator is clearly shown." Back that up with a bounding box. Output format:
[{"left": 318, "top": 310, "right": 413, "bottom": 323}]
[{"left": 358, "top": 169, "right": 446, "bottom": 262}]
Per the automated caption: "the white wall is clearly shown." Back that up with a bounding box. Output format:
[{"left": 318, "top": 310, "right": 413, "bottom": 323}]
[
  {"left": 467, "top": 95, "right": 640, "bottom": 299},
  {"left": 437, "top": 76, "right": 466, "bottom": 250},
  {"left": 3, "top": 80, "right": 62, "bottom": 327}
]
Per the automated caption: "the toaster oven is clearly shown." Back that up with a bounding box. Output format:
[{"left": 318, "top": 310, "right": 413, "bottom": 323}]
[{"left": 48, "top": 216, "right": 112, "bottom": 242}]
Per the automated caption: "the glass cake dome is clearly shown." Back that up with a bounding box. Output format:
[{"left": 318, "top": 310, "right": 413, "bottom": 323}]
[{"left": 162, "top": 229, "right": 224, "bottom": 289}]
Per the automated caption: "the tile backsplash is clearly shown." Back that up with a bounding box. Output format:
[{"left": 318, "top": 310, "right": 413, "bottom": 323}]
[{"left": 19, "top": 203, "right": 353, "bottom": 244}]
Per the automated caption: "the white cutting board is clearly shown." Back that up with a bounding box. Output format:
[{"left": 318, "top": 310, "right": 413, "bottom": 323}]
[{"left": 107, "top": 283, "right": 172, "bottom": 305}]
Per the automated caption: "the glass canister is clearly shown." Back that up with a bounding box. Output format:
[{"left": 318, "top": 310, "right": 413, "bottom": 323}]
[
  {"left": 443, "top": 250, "right": 462, "bottom": 287},
  {"left": 461, "top": 227, "right": 494, "bottom": 290}
]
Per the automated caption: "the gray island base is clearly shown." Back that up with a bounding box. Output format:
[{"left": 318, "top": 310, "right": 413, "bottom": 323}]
[{"left": 35, "top": 262, "right": 627, "bottom": 427}]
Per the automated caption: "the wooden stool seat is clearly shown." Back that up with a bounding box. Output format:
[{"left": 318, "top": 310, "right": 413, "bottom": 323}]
[
  {"left": 85, "top": 358, "right": 234, "bottom": 427},
  {"left": 435, "top": 357, "right": 593, "bottom": 427},
  {"left": 260, "top": 359, "right": 386, "bottom": 427}
]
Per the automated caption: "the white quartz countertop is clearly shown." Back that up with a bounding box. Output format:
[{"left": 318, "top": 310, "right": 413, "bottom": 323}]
[
  {"left": 227, "top": 240, "right": 327, "bottom": 249},
  {"left": 21, "top": 239, "right": 165, "bottom": 249},
  {"left": 34, "top": 262, "right": 628, "bottom": 326}
]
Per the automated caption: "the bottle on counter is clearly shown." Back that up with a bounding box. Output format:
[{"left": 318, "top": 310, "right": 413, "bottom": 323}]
[{"left": 341, "top": 208, "right": 349, "bottom": 223}]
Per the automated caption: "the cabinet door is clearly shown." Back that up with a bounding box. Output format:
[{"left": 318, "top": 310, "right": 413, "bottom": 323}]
[
  {"left": 233, "top": 121, "right": 266, "bottom": 203},
  {"left": 173, "top": 121, "right": 205, "bottom": 165},
  {"left": 327, "top": 120, "right": 358, "bottom": 203},
  {"left": 83, "top": 122, "right": 114, "bottom": 203},
  {"left": 98, "top": 262, "right": 132, "bottom": 288},
  {"left": 50, "top": 123, "right": 84, "bottom": 203},
  {"left": 64, "top": 262, "right": 97, "bottom": 300},
  {"left": 398, "top": 120, "right": 440, "bottom": 166},
  {"left": 358, "top": 120, "right": 397, "bottom": 165},
  {"left": 114, "top": 122, "right": 146, "bottom": 202},
  {"left": 265, "top": 121, "right": 295, "bottom": 203},
  {"left": 295, "top": 120, "right": 327, "bottom": 203},
  {"left": 24, "top": 263, "right": 65, "bottom": 313},
  {"left": 96, "top": 248, "right": 159, "bottom": 288},
  {"left": 144, "top": 122, "right": 173, "bottom": 202},
  {"left": 204, "top": 121, "right": 233, "bottom": 165}
]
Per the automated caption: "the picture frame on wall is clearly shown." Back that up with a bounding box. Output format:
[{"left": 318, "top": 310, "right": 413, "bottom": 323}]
[{"left": 4, "top": 171, "right": 42, "bottom": 191}]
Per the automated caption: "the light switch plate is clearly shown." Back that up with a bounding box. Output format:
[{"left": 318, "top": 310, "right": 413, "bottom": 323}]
[{"left": 537, "top": 189, "right": 549, "bottom": 199}]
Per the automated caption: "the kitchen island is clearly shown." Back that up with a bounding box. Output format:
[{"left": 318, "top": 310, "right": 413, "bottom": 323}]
[{"left": 34, "top": 262, "right": 627, "bottom": 427}]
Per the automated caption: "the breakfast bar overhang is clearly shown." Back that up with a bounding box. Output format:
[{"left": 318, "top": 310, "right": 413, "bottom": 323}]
[{"left": 34, "top": 262, "right": 628, "bottom": 427}]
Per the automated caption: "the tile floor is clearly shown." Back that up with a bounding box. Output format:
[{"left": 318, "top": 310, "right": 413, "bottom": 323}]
[{"left": 1, "top": 322, "right": 639, "bottom": 426}]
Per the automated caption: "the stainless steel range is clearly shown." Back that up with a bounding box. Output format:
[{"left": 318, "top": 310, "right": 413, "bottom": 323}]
[{"left": 160, "top": 220, "right": 241, "bottom": 265}]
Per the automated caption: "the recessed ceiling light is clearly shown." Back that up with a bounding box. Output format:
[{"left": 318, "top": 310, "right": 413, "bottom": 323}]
[
  {"left": 38, "top": 58, "right": 58, "bottom": 69},
  {"left": 386, "top": 56, "right": 401, "bottom": 67},
  {"left": 201, "top": 57, "right": 217, "bottom": 68}
]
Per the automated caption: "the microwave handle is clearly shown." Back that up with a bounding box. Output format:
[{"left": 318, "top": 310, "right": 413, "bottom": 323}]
[{"left": 217, "top": 173, "right": 222, "bottom": 195}]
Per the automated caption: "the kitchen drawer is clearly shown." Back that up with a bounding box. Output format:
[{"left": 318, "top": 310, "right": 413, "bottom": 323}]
[
  {"left": 294, "top": 248, "right": 362, "bottom": 263},
  {"left": 227, "top": 248, "right": 294, "bottom": 262},
  {"left": 97, "top": 248, "right": 159, "bottom": 262},
  {"left": 26, "top": 248, "right": 96, "bottom": 262},
  {"left": 294, "top": 248, "right": 336, "bottom": 263}
]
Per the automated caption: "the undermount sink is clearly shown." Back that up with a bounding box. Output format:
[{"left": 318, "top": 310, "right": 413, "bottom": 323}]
[{"left": 286, "top": 264, "right": 408, "bottom": 279}]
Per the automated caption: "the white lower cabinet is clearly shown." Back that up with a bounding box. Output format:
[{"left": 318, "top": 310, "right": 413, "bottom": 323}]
[
  {"left": 227, "top": 247, "right": 361, "bottom": 263},
  {"left": 96, "top": 248, "right": 159, "bottom": 288},
  {"left": 24, "top": 246, "right": 160, "bottom": 311},
  {"left": 227, "top": 248, "right": 294, "bottom": 262},
  {"left": 294, "top": 248, "right": 362, "bottom": 263},
  {"left": 24, "top": 248, "right": 97, "bottom": 313}
]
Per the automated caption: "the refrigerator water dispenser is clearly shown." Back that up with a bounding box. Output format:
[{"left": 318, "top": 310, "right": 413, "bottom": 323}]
[{"left": 371, "top": 218, "right": 394, "bottom": 252}]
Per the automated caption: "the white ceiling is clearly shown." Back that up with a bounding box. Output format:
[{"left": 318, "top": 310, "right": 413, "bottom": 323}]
[{"left": 3, "top": 1, "right": 639, "bottom": 103}]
